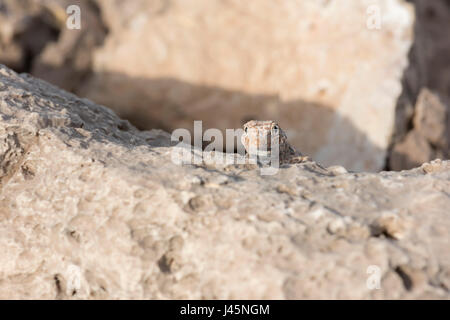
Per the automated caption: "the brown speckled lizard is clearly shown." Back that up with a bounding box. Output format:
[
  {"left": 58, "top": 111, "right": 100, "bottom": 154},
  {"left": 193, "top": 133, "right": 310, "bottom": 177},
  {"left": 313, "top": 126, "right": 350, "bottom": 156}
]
[{"left": 241, "top": 120, "right": 310, "bottom": 165}]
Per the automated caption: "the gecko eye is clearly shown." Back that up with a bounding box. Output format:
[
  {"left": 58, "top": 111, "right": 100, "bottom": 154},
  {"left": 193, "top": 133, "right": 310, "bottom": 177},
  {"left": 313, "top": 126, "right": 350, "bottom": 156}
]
[
  {"left": 244, "top": 127, "right": 248, "bottom": 133},
  {"left": 272, "top": 125, "right": 279, "bottom": 132}
]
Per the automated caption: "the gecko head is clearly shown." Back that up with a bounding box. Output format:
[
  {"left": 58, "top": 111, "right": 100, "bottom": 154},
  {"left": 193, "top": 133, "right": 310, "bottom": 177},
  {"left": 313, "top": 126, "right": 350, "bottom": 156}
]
[{"left": 241, "top": 120, "right": 284, "bottom": 155}]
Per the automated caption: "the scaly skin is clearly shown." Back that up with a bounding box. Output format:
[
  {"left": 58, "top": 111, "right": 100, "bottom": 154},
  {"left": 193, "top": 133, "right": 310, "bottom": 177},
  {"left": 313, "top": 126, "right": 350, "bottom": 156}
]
[{"left": 241, "top": 120, "right": 309, "bottom": 164}]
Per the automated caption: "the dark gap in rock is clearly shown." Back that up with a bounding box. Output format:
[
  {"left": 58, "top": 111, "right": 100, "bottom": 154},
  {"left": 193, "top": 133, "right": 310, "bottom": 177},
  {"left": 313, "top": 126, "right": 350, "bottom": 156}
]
[
  {"left": 15, "top": 15, "right": 61, "bottom": 73},
  {"left": 54, "top": 274, "right": 63, "bottom": 295},
  {"left": 394, "top": 266, "right": 413, "bottom": 291}
]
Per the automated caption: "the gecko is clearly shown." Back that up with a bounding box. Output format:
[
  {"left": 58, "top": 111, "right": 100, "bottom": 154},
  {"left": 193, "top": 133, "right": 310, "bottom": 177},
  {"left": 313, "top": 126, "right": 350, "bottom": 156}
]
[{"left": 241, "top": 120, "right": 311, "bottom": 165}]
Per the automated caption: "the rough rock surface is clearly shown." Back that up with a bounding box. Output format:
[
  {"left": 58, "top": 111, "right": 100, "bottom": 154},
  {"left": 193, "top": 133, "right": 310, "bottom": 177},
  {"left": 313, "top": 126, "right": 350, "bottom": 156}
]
[
  {"left": 77, "top": 0, "right": 415, "bottom": 172},
  {"left": 0, "top": 65, "right": 449, "bottom": 299}
]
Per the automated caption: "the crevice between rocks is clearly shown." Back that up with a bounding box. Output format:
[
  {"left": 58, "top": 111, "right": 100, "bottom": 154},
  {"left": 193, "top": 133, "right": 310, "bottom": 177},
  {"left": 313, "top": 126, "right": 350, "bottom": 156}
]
[{"left": 394, "top": 266, "right": 413, "bottom": 291}]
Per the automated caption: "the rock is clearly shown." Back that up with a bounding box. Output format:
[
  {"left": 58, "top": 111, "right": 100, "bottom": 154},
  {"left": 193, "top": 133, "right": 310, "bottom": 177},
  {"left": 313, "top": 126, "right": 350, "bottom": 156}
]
[
  {"left": 0, "top": 65, "right": 449, "bottom": 299},
  {"left": 31, "top": 0, "right": 108, "bottom": 92},
  {"left": 413, "top": 88, "right": 448, "bottom": 149},
  {"left": 0, "top": 0, "right": 61, "bottom": 72},
  {"left": 389, "top": 0, "right": 450, "bottom": 170},
  {"left": 411, "top": 0, "right": 450, "bottom": 103},
  {"left": 370, "top": 210, "right": 412, "bottom": 240},
  {"left": 390, "top": 130, "right": 433, "bottom": 170},
  {"left": 0, "top": 0, "right": 107, "bottom": 92},
  {"left": 76, "top": 0, "right": 414, "bottom": 172},
  {"left": 3, "top": 0, "right": 449, "bottom": 173},
  {"left": 389, "top": 88, "right": 449, "bottom": 170}
]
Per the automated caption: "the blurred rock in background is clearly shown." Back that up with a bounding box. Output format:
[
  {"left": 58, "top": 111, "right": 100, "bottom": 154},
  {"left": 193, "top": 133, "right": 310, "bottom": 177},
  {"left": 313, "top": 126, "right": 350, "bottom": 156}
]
[
  {"left": 0, "top": 0, "right": 107, "bottom": 90},
  {"left": 31, "top": 0, "right": 108, "bottom": 92},
  {"left": 390, "top": 88, "right": 449, "bottom": 169},
  {"left": 389, "top": 0, "right": 450, "bottom": 170},
  {"left": 0, "top": 0, "right": 448, "bottom": 172},
  {"left": 0, "top": 0, "right": 61, "bottom": 72}
]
